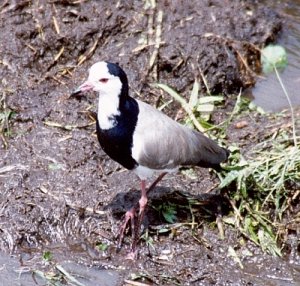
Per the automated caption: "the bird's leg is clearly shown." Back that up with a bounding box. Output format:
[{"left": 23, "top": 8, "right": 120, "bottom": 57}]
[
  {"left": 127, "top": 179, "right": 147, "bottom": 258},
  {"left": 129, "top": 172, "right": 168, "bottom": 257},
  {"left": 118, "top": 172, "right": 168, "bottom": 257},
  {"left": 146, "top": 172, "right": 167, "bottom": 194}
]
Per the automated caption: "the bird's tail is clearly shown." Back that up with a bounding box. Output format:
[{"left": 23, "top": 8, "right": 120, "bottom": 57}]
[{"left": 197, "top": 145, "right": 230, "bottom": 171}]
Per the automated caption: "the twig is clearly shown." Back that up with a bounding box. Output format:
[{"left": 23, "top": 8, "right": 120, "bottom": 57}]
[
  {"left": 0, "top": 164, "right": 28, "bottom": 174},
  {"left": 56, "top": 264, "right": 86, "bottom": 286},
  {"left": 124, "top": 280, "right": 151, "bottom": 286},
  {"left": 216, "top": 213, "right": 225, "bottom": 239},
  {"left": 77, "top": 37, "right": 99, "bottom": 66},
  {"left": 198, "top": 66, "right": 211, "bottom": 95},
  {"left": 52, "top": 16, "right": 60, "bottom": 34},
  {"left": 54, "top": 46, "right": 64, "bottom": 62},
  {"left": 149, "top": 10, "right": 163, "bottom": 80},
  {"left": 274, "top": 66, "right": 297, "bottom": 147}
]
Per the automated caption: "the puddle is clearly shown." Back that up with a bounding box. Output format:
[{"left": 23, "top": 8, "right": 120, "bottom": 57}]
[
  {"left": 250, "top": 0, "right": 300, "bottom": 112},
  {"left": 0, "top": 252, "right": 39, "bottom": 286},
  {"left": 50, "top": 262, "right": 120, "bottom": 286},
  {"left": 0, "top": 252, "right": 120, "bottom": 286}
]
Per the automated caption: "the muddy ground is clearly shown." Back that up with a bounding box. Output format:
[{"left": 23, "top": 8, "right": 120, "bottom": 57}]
[{"left": 0, "top": 0, "right": 299, "bottom": 285}]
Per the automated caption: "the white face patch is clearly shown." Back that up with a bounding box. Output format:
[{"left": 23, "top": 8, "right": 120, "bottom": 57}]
[{"left": 87, "top": 62, "right": 123, "bottom": 130}]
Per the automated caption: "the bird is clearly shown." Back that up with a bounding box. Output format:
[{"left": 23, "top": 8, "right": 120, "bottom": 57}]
[{"left": 71, "top": 61, "right": 229, "bottom": 259}]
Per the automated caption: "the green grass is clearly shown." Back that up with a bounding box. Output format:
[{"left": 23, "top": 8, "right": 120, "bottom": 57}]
[
  {"left": 155, "top": 81, "right": 224, "bottom": 132},
  {"left": 155, "top": 79, "right": 299, "bottom": 256},
  {"left": 220, "top": 128, "right": 299, "bottom": 256}
]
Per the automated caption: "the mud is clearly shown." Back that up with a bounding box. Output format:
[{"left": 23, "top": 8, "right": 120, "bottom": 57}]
[{"left": 0, "top": 0, "right": 299, "bottom": 285}]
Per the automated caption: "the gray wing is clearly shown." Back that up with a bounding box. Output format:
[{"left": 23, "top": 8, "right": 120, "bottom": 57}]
[{"left": 131, "top": 100, "right": 228, "bottom": 170}]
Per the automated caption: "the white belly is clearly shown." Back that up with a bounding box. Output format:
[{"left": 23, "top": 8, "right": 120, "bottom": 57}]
[{"left": 133, "top": 165, "right": 178, "bottom": 180}]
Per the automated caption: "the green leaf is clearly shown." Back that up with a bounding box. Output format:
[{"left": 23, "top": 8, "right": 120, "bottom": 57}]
[
  {"left": 0, "top": 110, "right": 15, "bottom": 126},
  {"left": 189, "top": 80, "right": 199, "bottom": 108},
  {"left": 154, "top": 83, "right": 187, "bottom": 107},
  {"left": 157, "top": 228, "right": 170, "bottom": 234},
  {"left": 155, "top": 83, "right": 205, "bottom": 132},
  {"left": 196, "top": 96, "right": 224, "bottom": 121},
  {"left": 197, "top": 118, "right": 215, "bottom": 129},
  {"left": 261, "top": 45, "right": 287, "bottom": 74},
  {"left": 196, "top": 103, "right": 214, "bottom": 113},
  {"left": 42, "top": 251, "right": 52, "bottom": 261},
  {"left": 244, "top": 216, "right": 259, "bottom": 244},
  {"left": 219, "top": 170, "right": 240, "bottom": 188},
  {"left": 198, "top": 95, "right": 224, "bottom": 104},
  {"left": 237, "top": 172, "right": 248, "bottom": 198},
  {"left": 222, "top": 216, "right": 236, "bottom": 226},
  {"left": 248, "top": 101, "right": 265, "bottom": 114},
  {"left": 162, "top": 204, "right": 177, "bottom": 223},
  {"left": 97, "top": 242, "right": 108, "bottom": 251},
  {"left": 257, "top": 229, "right": 281, "bottom": 256}
]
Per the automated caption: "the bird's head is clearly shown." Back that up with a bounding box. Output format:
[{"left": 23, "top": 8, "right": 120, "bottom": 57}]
[{"left": 71, "top": 61, "right": 129, "bottom": 98}]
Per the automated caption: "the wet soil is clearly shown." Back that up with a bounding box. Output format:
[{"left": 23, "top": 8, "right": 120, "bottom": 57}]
[{"left": 0, "top": 0, "right": 299, "bottom": 285}]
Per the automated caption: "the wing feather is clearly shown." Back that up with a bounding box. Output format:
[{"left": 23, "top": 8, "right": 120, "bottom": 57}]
[{"left": 131, "top": 100, "right": 227, "bottom": 170}]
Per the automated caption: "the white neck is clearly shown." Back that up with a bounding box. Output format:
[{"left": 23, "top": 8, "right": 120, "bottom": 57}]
[{"left": 97, "top": 91, "right": 121, "bottom": 130}]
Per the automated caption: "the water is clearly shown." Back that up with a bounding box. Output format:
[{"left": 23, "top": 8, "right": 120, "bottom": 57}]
[
  {"left": 0, "top": 253, "right": 39, "bottom": 286},
  {"left": 0, "top": 252, "right": 120, "bottom": 286},
  {"left": 250, "top": 0, "right": 300, "bottom": 112}
]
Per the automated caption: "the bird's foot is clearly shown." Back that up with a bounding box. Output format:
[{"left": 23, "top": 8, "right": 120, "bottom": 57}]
[
  {"left": 116, "top": 206, "right": 136, "bottom": 251},
  {"left": 128, "top": 212, "right": 143, "bottom": 257},
  {"left": 128, "top": 194, "right": 150, "bottom": 258},
  {"left": 125, "top": 249, "right": 138, "bottom": 260},
  {"left": 116, "top": 206, "right": 144, "bottom": 258}
]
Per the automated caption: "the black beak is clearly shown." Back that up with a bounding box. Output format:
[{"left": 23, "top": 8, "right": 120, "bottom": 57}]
[{"left": 70, "top": 88, "right": 83, "bottom": 97}]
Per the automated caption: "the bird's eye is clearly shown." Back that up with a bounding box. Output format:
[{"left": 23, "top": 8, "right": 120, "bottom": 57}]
[{"left": 99, "top": 78, "right": 108, "bottom": 83}]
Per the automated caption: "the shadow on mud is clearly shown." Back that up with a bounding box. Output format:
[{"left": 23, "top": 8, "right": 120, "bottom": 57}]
[{"left": 107, "top": 187, "right": 231, "bottom": 227}]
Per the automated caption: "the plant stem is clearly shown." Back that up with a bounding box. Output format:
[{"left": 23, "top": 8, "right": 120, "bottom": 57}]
[{"left": 274, "top": 66, "right": 297, "bottom": 146}]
